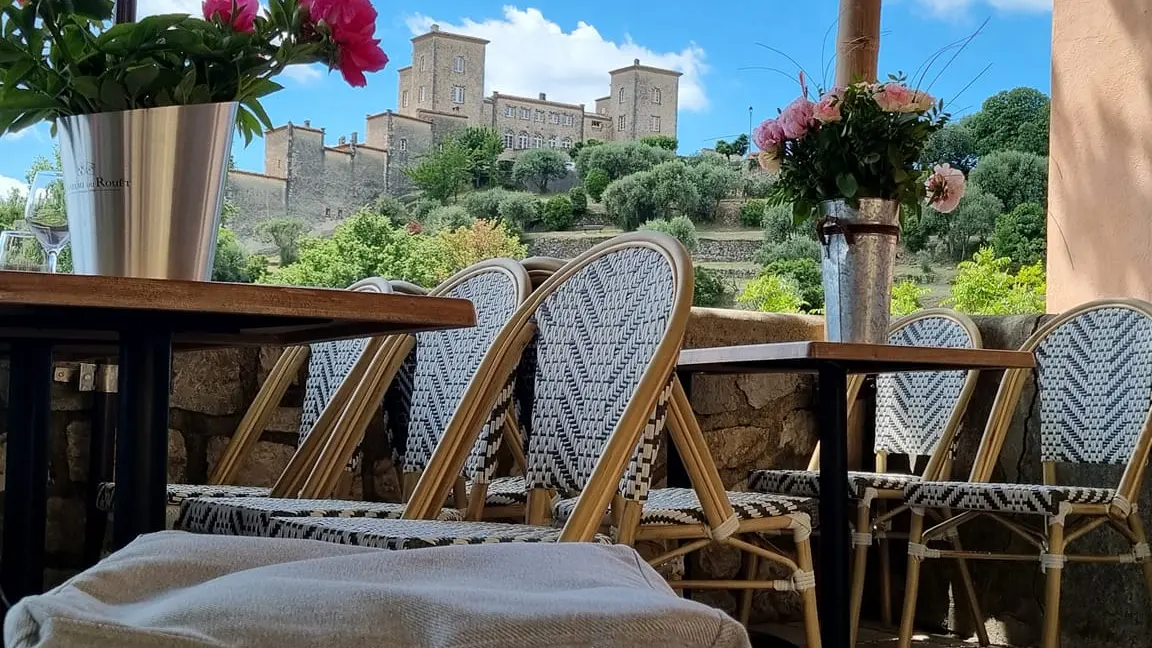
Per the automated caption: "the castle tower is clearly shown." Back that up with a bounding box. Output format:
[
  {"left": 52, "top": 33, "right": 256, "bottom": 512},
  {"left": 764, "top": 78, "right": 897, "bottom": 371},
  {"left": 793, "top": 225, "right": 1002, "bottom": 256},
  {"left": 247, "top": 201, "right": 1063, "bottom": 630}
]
[
  {"left": 397, "top": 24, "right": 489, "bottom": 124},
  {"left": 608, "top": 58, "right": 682, "bottom": 143}
]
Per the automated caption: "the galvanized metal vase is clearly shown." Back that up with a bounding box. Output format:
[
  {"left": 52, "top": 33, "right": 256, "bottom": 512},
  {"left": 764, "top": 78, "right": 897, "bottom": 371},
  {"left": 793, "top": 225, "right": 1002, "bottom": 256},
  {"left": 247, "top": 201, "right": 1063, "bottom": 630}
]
[
  {"left": 58, "top": 102, "right": 238, "bottom": 281},
  {"left": 817, "top": 198, "right": 900, "bottom": 344}
]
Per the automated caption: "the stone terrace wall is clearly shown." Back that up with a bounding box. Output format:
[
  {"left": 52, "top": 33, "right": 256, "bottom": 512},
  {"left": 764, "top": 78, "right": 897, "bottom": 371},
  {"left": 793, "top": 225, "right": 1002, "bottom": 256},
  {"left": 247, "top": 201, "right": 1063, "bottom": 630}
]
[{"left": 4, "top": 311, "right": 1151, "bottom": 647}]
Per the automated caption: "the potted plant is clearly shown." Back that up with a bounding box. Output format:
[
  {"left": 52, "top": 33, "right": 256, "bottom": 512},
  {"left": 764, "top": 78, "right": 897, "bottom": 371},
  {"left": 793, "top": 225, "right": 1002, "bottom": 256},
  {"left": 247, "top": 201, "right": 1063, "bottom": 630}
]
[
  {"left": 755, "top": 74, "right": 965, "bottom": 342},
  {"left": 0, "top": 0, "right": 388, "bottom": 280}
]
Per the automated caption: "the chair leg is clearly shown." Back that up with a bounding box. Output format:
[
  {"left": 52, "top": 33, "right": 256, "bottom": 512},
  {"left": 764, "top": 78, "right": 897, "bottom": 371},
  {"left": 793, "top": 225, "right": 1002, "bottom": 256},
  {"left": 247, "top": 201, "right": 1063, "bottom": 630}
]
[
  {"left": 738, "top": 551, "right": 759, "bottom": 626},
  {"left": 879, "top": 529, "right": 893, "bottom": 627},
  {"left": 897, "top": 510, "right": 927, "bottom": 648},
  {"left": 465, "top": 482, "right": 488, "bottom": 521},
  {"left": 794, "top": 528, "right": 822, "bottom": 648},
  {"left": 849, "top": 500, "right": 872, "bottom": 646},
  {"left": 947, "top": 533, "right": 989, "bottom": 646},
  {"left": 1041, "top": 519, "right": 1066, "bottom": 648},
  {"left": 1127, "top": 511, "right": 1152, "bottom": 602}
]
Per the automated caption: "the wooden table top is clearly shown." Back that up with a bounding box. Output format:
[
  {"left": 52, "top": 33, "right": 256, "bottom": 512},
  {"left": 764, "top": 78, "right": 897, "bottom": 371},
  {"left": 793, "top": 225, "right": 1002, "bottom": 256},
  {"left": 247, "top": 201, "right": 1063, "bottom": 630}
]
[
  {"left": 0, "top": 272, "right": 476, "bottom": 348},
  {"left": 678, "top": 341, "right": 1036, "bottom": 375}
]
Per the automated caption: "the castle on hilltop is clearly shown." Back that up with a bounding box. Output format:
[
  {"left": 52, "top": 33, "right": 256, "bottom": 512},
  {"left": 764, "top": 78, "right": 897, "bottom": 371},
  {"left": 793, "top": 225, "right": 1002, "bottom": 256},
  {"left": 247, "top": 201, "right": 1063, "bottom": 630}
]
[{"left": 226, "top": 24, "right": 683, "bottom": 246}]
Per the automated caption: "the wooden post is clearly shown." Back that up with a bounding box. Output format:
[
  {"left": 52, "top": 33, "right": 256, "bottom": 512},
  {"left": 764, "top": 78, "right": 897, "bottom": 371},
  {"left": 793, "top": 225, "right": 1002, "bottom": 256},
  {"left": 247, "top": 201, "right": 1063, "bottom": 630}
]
[
  {"left": 834, "top": 0, "right": 882, "bottom": 87},
  {"left": 114, "top": 0, "right": 136, "bottom": 23}
]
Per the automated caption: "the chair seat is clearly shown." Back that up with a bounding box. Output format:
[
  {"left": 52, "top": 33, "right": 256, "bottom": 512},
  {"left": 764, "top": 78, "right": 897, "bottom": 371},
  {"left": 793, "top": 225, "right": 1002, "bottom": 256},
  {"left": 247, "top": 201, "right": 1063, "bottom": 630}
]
[
  {"left": 471, "top": 475, "right": 529, "bottom": 507},
  {"left": 96, "top": 482, "right": 272, "bottom": 512},
  {"left": 175, "top": 497, "right": 462, "bottom": 537},
  {"left": 266, "top": 516, "right": 613, "bottom": 550},
  {"left": 552, "top": 487, "right": 817, "bottom": 527},
  {"left": 904, "top": 481, "right": 1117, "bottom": 516},
  {"left": 749, "top": 469, "right": 920, "bottom": 499}
]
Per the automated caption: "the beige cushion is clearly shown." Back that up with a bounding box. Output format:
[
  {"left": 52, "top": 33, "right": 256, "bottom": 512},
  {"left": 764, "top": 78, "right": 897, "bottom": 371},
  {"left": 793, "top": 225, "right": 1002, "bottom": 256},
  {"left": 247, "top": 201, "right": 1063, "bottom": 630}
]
[{"left": 6, "top": 530, "right": 750, "bottom": 648}]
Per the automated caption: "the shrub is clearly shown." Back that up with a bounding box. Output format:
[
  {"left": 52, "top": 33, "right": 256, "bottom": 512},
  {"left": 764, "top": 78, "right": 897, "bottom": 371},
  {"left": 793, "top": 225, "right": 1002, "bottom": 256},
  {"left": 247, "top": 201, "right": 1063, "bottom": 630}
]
[
  {"left": 991, "top": 202, "right": 1046, "bottom": 268},
  {"left": 740, "top": 199, "right": 769, "bottom": 228},
  {"left": 428, "top": 219, "right": 527, "bottom": 282},
  {"left": 764, "top": 257, "right": 823, "bottom": 312},
  {"left": 245, "top": 254, "right": 270, "bottom": 284},
  {"left": 256, "top": 218, "right": 306, "bottom": 266},
  {"left": 584, "top": 168, "right": 611, "bottom": 201},
  {"left": 756, "top": 234, "right": 822, "bottom": 266},
  {"left": 542, "top": 195, "right": 575, "bottom": 231},
  {"left": 742, "top": 172, "right": 775, "bottom": 199},
  {"left": 425, "top": 205, "right": 475, "bottom": 234},
  {"left": 461, "top": 188, "right": 509, "bottom": 222},
  {"left": 212, "top": 227, "right": 254, "bottom": 283},
  {"left": 512, "top": 149, "right": 570, "bottom": 193},
  {"left": 568, "top": 186, "right": 588, "bottom": 215},
  {"left": 638, "top": 216, "right": 699, "bottom": 254},
  {"left": 891, "top": 280, "right": 928, "bottom": 316},
  {"left": 762, "top": 203, "right": 808, "bottom": 242},
  {"left": 693, "top": 266, "right": 732, "bottom": 307},
  {"left": 640, "top": 134, "right": 678, "bottom": 151},
  {"left": 968, "top": 150, "right": 1048, "bottom": 212},
  {"left": 497, "top": 192, "right": 542, "bottom": 230},
  {"left": 737, "top": 274, "right": 806, "bottom": 313},
  {"left": 686, "top": 160, "right": 740, "bottom": 222},
  {"left": 368, "top": 195, "right": 410, "bottom": 225},
  {"left": 494, "top": 159, "right": 516, "bottom": 189},
  {"left": 409, "top": 198, "right": 440, "bottom": 223},
  {"left": 944, "top": 247, "right": 1046, "bottom": 315}
]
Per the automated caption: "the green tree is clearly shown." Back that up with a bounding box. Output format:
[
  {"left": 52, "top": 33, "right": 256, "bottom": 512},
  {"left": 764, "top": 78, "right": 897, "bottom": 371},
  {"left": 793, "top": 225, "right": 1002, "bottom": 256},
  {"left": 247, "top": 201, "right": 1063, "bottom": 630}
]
[
  {"left": 512, "top": 149, "right": 570, "bottom": 193},
  {"left": 0, "top": 187, "right": 23, "bottom": 230},
  {"left": 967, "top": 87, "right": 1050, "bottom": 156},
  {"left": 991, "top": 202, "right": 1047, "bottom": 268},
  {"left": 368, "top": 195, "right": 410, "bottom": 225},
  {"left": 715, "top": 133, "right": 749, "bottom": 157},
  {"left": 245, "top": 254, "right": 270, "bottom": 283},
  {"left": 427, "top": 219, "right": 527, "bottom": 282},
  {"left": 575, "top": 140, "right": 675, "bottom": 181},
  {"left": 891, "top": 280, "right": 928, "bottom": 316},
  {"left": 742, "top": 171, "right": 775, "bottom": 199},
  {"left": 569, "top": 139, "right": 602, "bottom": 161},
  {"left": 542, "top": 195, "right": 575, "bottom": 230},
  {"left": 968, "top": 150, "right": 1048, "bottom": 213},
  {"left": 638, "top": 216, "right": 699, "bottom": 253},
  {"left": 584, "top": 168, "right": 611, "bottom": 201},
  {"left": 461, "top": 188, "right": 509, "bottom": 222},
  {"left": 497, "top": 192, "right": 542, "bottom": 230},
  {"left": 935, "top": 187, "right": 1002, "bottom": 261},
  {"left": 640, "top": 134, "right": 678, "bottom": 151},
  {"left": 764, "top": 257, "right": 823, "bottom": 312},
  {"left": 738, "top": 274, "right": 806, "bottom": 313},
  {"left": 268, "top": 210, "right": 440, "bottom": 288},
  {"left": 920, "top": 122, "right": 979, "bottom": 173},
  {"left": 212, "top": 228, "right": 255, "bottom": 283},
  {"left": 256, "top": 218, "right": 306, "bottom": 266},
  {"left": 693, "top": 266, "right": 732, "bottom": 307},
  {"left": 568, "top": 186, "right": 588, "bottom": 215},
  {"left": 741, "top": 199, "right": 769, "bottom": 228},
  {"left": 686, "top": 159, "right": 740, "bottom": 222},
  {"left": 404, "top": 138, "right": 472, "bottom": 203},
  {"left": 408, "top": 198, "right": 440, "bottom": 223},
  {"left": 454, "top": 127, "right": 505, "bottom": 188},
  {"left": 945, "top": 248, "right": 1046, "bottom": 314},
  {"left": 425, "top": 205, "right": 475, "bottom": 234}
]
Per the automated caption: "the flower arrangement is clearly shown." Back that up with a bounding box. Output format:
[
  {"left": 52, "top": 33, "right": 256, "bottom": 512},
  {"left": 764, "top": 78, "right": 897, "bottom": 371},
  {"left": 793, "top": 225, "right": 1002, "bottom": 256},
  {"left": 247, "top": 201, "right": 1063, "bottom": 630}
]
[
  {"left": 0, "top": 0, "right": 388, "bottom": 142},
  {"left": 755, "top": 74, "right": 965, "bottom": 222}
]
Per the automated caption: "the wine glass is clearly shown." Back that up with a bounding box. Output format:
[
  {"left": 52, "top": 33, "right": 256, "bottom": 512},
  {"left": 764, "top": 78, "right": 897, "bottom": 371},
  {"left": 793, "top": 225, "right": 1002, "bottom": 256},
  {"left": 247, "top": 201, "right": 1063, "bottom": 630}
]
[
  {"left": 0, "top": 230, "right": 48, "bottom": 272},
  {"left": 24, "top": 171, "right": 69, "bottom": 273}
]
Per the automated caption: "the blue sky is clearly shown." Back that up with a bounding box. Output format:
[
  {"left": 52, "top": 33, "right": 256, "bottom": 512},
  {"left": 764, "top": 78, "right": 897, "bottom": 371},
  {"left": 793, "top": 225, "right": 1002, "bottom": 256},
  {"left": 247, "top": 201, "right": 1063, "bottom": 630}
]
[{"left": 0, "top": 0, "right": 1052, "bottom": 194}]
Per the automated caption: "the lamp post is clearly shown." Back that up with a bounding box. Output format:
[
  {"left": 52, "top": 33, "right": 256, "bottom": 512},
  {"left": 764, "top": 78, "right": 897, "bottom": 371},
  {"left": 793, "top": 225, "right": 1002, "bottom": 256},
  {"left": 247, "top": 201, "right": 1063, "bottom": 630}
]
[{"left": 835, "top": 0, "right": 882, "bottom": 87}]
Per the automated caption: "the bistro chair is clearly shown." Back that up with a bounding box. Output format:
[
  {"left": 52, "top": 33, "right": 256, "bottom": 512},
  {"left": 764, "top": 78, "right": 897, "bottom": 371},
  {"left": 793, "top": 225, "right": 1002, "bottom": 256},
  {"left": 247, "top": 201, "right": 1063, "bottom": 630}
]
[
  {"left": 747, "top": 309, "right": 985, "bottom": 643},
  {"left": 94, "top": 277, "right": 402, "bottom": 530},
  {"left": 213, "top": 233, "right": 694, "bottom": 554},
  {"left": 896, "top": 299, "right": 1152, "bottom": 648},
  {"left": 174, "top": 258, "right": 533, "bottom": 535}
]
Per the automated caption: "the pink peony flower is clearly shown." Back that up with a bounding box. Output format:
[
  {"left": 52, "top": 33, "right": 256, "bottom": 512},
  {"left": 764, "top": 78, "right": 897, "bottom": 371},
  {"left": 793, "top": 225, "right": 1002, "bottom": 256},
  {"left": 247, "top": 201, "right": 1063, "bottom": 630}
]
[
  {"left": 303, "top": 0, "right": 390, "bottom": 87},
  {"left": 779, "top": 97, "right": 815, "bottom": 139},
  {"left": 202, "top": 0, "right": 257, "bottom": 33},
  {"left": 753, "top": 118, "right": 785, "bottom": 151},
  {"left": 873, "top": 83, "right": 915, "bottom": 112},
  {"left": 758, "top": 149, "right": 782, "bottom": 174},
  {"left": 925, "top": 163, "right": 966, "bottom": 213},
  {"left": 909, "top": 89, "right": 936, "bottom": 112},
  {"left": 813, "top": 88, "right": 843, "bottom": 123}
]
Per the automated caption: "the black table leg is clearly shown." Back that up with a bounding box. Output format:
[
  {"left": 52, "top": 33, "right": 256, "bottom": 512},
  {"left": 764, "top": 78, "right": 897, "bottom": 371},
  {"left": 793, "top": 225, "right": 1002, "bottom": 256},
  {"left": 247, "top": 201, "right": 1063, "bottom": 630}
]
[
  {"left": 2, "top": 341, "right": 54, "bottom": 606},
  {"left": 83, "top": 369, "right": 118, "bottom": 565},
  {"left": 112, "top": 331, "right": 172, "bottom": 550},
  {"left": 817, "top": 364, "right": 851, "bottom": 648},
  {"left": 668, "top": 370, "right": 693, "bottom": 488}
]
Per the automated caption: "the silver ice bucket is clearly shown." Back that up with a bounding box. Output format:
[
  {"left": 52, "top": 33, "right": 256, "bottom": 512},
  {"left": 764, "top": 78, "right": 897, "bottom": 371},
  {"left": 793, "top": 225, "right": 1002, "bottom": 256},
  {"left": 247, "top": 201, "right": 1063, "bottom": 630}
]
[
  {"left": 818, "top": 198, "right": 900, "bottom": 344},
  {"left": 58, "top": 102, "right": 238, "bottom": 281}
]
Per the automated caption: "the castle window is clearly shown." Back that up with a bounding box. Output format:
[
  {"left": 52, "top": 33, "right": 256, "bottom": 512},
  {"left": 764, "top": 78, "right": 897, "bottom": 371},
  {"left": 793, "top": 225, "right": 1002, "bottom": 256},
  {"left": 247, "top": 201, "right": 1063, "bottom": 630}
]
[
  {"left": 451, "top": 86, "right": 465, "bottom": 104},
  {"left": 325, "top": 207, "right": 330, "bottom": 217},
  {"left": 534, "top": 110, "right": 544, "bottom": 122},
  {"left": 517, "top": 131, "right": 529, "bottom": 149},
  {"left": 592, "top": 121, "right": 603, "bottom": 130},
  {"left": 653, "top": 88, "right": 662, "bottom": 105},
  {"left": 617, "top": 115, "right": 627, "bottom": 131},
  {"left": 419, "top": 86, "right": 427, "bottom": 103},
  {"left": 419, "top": 55, "right": 427, "bottom": 72},
  {"left": 548, "top": 112, "right": 559, "bottom": 124},
  {"left": 402, "top": 90, "right": 409, "bottom": 108},
  {"left": 504, "top": 131, "right": 514, "bottom": 149},
  {"left": 399, "top": 138, "right": 408, "bottom": 151},
  {"left": 618, "top": 87, "right": 625, "bottom": 103},
  {"left": 561, "top": 137, "right": 573, "bottom": 149},
  {"left": 562, "top": 113, "right": 573, "bottom": 126},
  {"left": 650, "top": 115, "right": 661, "bottom": 132},
  {"left": 519, "top": 107, "right": 531, "bottom": 120},
  {"left": 503, "top": 105, "right": 514, "bottom": 118},
  {"left": 548, "top": 136, "right": 558, "bottom": 148},
  {"left": 452, "top": 56, "right": 465, "bottom": 73},
  {"left": 532, "top": 133, "right": 542, "bottom": 148}
]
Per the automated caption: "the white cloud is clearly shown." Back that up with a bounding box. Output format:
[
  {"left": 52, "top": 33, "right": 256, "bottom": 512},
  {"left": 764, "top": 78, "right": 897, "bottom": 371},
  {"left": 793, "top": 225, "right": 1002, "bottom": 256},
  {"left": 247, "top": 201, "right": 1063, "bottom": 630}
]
[
  {"left": 0, "top": 176, "right": 26, "bottom": 198},
  {"left": 917, "top": 0, "right": 1051, "bottom": 15},
  {"left": 137, "top": 0, "right": 199, "bottom": 16},
  {"left": 405, "top": 7, "right": 709, "bottom": 112},
  {"left": 282, "top": 64, "right": 325, "bottom": 85},
  {"left": 0, "top": 126, "right": 40, "bottom": 142}
]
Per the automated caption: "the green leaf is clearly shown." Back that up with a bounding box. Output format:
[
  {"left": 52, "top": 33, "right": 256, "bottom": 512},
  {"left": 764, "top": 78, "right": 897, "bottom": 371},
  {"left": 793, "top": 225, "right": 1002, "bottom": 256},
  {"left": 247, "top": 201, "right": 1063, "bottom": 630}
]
[
  {"left": 72, "top": 76, "right": 101, "bottom": 100},
  {"left": 70, "top": 0, "right": 115, "bottom": 21},
  {"left": 242, "top": 98, "right": 273, "bottom": 130},
  {"left": 239, "top": 78, "right": 283, "bottom": 101},
  {"left": 235, "top": 105, "right": 262, "bottom": 146},
  {"left": 123, "top": 66, "right": 160, "bottom": 98},
  {"left": 0, "top": 88, "right": 58, "bottom": 111},
  {"left": 174, "top": 66, "right": 197, "bottom": 103},
  {"left": 3, "top": 59, "right": 36, "bottom": 87},
  {"left": 99, "top": 76, "right": 128, "bottom": 111},
  {"left": 835, "top": 173, "right": 858, "bottom": 199}
]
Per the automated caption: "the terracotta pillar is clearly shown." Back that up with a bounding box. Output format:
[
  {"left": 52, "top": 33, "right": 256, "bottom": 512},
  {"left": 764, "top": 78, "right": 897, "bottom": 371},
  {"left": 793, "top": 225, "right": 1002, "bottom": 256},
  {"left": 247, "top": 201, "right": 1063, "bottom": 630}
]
[{"left": 835, "top": 0, "right": 883, "bottom": 87}]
